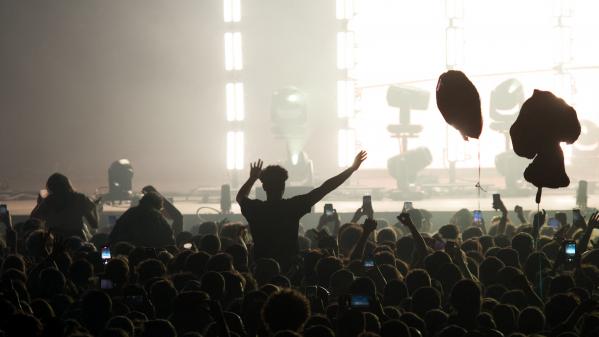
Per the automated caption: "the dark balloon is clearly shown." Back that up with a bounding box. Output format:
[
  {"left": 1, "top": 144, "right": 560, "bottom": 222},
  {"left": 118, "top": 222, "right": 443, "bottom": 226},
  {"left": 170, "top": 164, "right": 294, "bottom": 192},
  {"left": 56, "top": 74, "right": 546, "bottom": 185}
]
[
  {"left": 510, "top": 89, "right": 581, "bottom": 189},
  {"left": 436, "top": 70, "right": 483, "bottom": 140}
]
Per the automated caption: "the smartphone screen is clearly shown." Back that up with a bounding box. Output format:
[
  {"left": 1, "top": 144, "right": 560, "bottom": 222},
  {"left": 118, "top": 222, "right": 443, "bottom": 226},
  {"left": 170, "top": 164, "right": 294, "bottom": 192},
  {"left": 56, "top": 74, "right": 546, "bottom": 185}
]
[
  {"left": 363, "top": 259, "right": 375, "bottom": 269},
  {"left": 183, "top": 242, "right": 193, "bottom": 249},
  {"left": 101, "top": 246, "right": 111, "bottom": 261},
  {"left": 324, "top": 203, "right": 334, "bottom": 216},
  {"left": 473, "top": 210, "right": 482, "bottom": 224},
  {"left": 573, "top": 209, "right": 582, "bottom": 222},
  {"left": 565, "top": 241, "right": 576, "bottom": 263},
  {"left": 403, "top": 201, "right": 413, "bottom": 211},
  {"left": 350, "top": 295, "right": 370, "bottom": 308},
  {"left": 565, "top": 242, "right": 576, "bottom": 256}
]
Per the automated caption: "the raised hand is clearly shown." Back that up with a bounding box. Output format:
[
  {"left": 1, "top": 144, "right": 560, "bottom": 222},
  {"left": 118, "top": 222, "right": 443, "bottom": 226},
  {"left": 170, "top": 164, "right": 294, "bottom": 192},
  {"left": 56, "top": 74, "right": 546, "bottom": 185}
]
[
  {"left": 397, "top": 212, "right": 413, "bottom": 227},
  {"left": 351, "top": 151, "right": 368, "bottom": 171},
  {"left": 249, "top": 159, "right": 263, "bottom": 179},
  {"left": 588, "top": 211, "right": 599, "bottom": 229},
  {"left": 362, "top": 218, "right": 377, "bottom": 234}
]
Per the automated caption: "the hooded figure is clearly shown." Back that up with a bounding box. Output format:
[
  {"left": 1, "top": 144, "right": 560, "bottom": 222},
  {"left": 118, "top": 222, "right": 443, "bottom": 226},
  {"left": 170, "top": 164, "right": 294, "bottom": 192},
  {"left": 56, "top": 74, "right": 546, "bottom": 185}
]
[
  {"left": 510, "top": 89, "right": 580, "bottom": 190},
  {"left": 436, "top": 70, "right": 483, "bottom": 140}
]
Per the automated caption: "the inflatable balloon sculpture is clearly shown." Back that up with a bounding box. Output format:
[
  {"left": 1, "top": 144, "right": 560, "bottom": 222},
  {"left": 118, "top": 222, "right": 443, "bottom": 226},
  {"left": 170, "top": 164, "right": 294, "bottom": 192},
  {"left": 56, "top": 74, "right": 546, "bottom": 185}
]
[
  {"left": 436, "top": 70, "right": 483, "bottom": 140},
  {"left": 509, "top": 89, "right": 581, "bottom": 203}
]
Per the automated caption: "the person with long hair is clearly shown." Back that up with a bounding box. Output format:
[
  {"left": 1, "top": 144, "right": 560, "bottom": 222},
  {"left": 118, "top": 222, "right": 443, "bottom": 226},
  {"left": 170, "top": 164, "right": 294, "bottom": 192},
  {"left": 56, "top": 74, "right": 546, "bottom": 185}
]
[{"left": 30, "top": 173, "right": 98, "bottom": 239}]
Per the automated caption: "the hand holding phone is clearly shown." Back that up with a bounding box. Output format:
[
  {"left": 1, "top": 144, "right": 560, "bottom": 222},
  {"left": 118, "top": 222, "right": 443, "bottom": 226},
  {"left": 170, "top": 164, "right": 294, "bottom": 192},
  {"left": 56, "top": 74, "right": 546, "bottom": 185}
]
[
  {"left": 324, "top": 203, "right": 334, "bottom": 217},
  {"left": 492, "top": 194, "right": 505, "bottom": 212},
  {"left": 403, "top": 201, "right": 413, "bottom": 212},
  {"left": 362, "top": 196, "right": 373, "bottom": 219},
  {"left": 473, "top": 210, "right": 483, "bottom": 225},
  {"left": 101, "top": 246, "right": 111, "bottom": 264},
  {"left": 363, "top": 258, "right": 375, "bottom": 270},
  {"left": 564, "top": 240, "right": 577, "bottom": 264}
]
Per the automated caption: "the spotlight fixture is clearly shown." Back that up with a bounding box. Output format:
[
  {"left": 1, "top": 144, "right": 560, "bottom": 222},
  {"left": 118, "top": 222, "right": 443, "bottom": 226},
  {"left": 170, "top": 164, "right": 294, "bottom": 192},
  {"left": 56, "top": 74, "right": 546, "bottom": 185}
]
[
  {"left": 271, "top": 86, "right": 307, "bottom": 125},
  {"left": 387, "top": 147, "right": 432, "bottom": 190},
  {"left": 108, "top": 159, "right": 134, "bottom": 201},
  {"left": 386, "top": 85, "right": 430, "bottom": 152}
]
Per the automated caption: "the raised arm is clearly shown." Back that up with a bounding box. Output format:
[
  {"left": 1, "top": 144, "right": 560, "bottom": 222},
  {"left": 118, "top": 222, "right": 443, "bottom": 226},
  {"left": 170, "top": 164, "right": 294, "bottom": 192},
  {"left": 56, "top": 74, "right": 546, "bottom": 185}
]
[
  {"left": 398, "top": 212, "right": 429, "bottom": 260},
  {"left": 236, "top": 160, "right": 263, "bottom": 204},
  {"left": 305, "top": 151, "right": 367, "bottom": 206},
  {"left": 493, "top": 196, "right": 508, "bottom": 235},
  {"left": 577, "top": 211, "right": 598, "bottom": 253}
]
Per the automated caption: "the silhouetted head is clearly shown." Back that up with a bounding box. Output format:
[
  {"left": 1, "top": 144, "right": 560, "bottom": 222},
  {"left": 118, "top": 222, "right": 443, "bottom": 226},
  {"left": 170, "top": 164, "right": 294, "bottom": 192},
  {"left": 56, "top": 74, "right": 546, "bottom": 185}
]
[
  {"left": 254, "top": 258, "right": 281, "bottom": 286},
  {"left": 424, "top": 309, "right": 449, "bottom": 337},
  {"left": 479, "top": 256, "right": 505, "bottom": 287},
  {"left": 545, "top": 293, "right": 579, "bottom": 328},
  {"left": 199, "top": 235, "right": 221, "bottom": 255},
  {"left": 412, "top": 286, "right": 441, "bottom": 317},
  {"left": 260, "top": 165, "right": 288, "bottom": 200},
  {"left": 46, "top": 173, "right": 74, "bottom": 196},
  {"left": 381, "top": 319, "right": 410, "bottom": 337},
  {"left": 511, "top": 233, "right": 534, "bottom": 262},
  {"left": 450, "top": 279, "right": 481, "bottom": 316},
  {"left": 139, "top": 191, "right": 163, "bottom": 211},
  {"left": 439, "top": 224, "right": 460, "bottom": 241},
  {"left": 141, "top": 319, "right": 177, "bottom": 337},
  {"left": 405, "top": 269, "right": 431, "bottom": 295},
  {"left": 518, "top": 306, "right": 545, "bottom": 335},
  {"left": 262, "top": 289, "right": 310, "bottom": 333},
  {"left": 106, "top": 316, "right": 135, "bottom": 337},
  {"left": 383, "top": 279, "right": 408, "bottom": 306}
]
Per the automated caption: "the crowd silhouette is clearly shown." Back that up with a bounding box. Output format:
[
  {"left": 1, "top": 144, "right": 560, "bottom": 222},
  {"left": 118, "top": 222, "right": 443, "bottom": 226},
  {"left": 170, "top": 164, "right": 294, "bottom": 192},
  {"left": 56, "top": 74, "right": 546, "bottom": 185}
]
[{"left": 1, "top": 151, "right": 599, "bottom": 337}]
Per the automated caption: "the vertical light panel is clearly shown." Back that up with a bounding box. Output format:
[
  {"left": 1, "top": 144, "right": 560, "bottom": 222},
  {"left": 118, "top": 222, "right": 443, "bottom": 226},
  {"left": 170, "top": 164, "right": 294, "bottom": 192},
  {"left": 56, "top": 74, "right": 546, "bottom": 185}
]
[
  {"left": 337, "top": 32, "right": 354, "bottom": 69},
  {"left": 338, "top": 129, "right": 356, "bottom": 167},
  {"left": 336, "top": 80, "right": 355, "bottom": 118},
  {"left": 227, "top": 131, "right": 244, "bottom": 170},
  {"left": 224, "top": 32, "right": 243, "bottom": 71},
  {"left": 224, "top": 0, "right": 241, "bottom": 23},
  {"left": 336, "top": 0, "right": 354, "bottom": 20},
  {"left": 226, "top": 82, "right": 245, "bottom": 121}
]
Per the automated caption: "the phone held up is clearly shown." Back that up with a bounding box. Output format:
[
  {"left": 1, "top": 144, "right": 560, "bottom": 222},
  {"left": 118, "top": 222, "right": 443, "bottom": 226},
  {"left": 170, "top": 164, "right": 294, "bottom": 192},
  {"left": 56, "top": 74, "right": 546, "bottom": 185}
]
[
  {"left": 362, "top": 195, "right": 373, "bottom": 219},
  {"left": 101, "top": 246, "right": 111, "bottom": 264},
  {"left": 564, "top": 240, "right": 577, "bottom": 264},
  {"left": 350, "top": 294, "right": 370, "bottom": 309},
  {"left": 473, "top": 210, "right": 482, "bottom": 225},
  {"left": 324, "top": 203, "right": 334, "bottom": 217}
]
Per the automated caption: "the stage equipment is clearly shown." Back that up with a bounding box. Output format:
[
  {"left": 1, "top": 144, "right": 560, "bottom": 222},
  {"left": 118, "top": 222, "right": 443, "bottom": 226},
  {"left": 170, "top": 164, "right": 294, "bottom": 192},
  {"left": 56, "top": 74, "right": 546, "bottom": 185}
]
[
  {"left": 387, "top": 147, "right": 432, "bottom": 190},
  {"left": 271, "top": 86, "right": 311, "bottom": 176},
  {"left": 220, "top": 184, "right": 232, "bottom": 214},
  {"left": 576, "top": 180, "right": 588, "bottom": 209},
  {"left": 284, "top": 151, "right": 314, "bottom": 186},
  {"left": 107, "top": 159, "right": 134, "bottom": 201},
  {"left": 386, "top": 85, "right": 429, "bottom": 152},
  {"left": 494, "top": 150, "right": 529, "bottom": 192}
]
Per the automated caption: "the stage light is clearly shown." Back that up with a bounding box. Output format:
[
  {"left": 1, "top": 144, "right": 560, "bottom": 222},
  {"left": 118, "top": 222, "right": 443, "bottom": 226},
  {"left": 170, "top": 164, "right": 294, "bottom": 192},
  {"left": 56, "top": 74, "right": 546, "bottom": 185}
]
[
  {"left": 387, "top": 147, "right": 432, "bottom": 190},
  {"left": 338, "top": 129, "right": 356, "bottom": 167},
  {"left": 337, "top": 80, "right": 355, "bottom": 118},
  {"left": 336, "top": 0, "right": 354, "bottom": 20},
  {"left": 271, "top": 87, "right": 307, "bottom": 124},
  {"left": 490, "top": 79, "right": 524, "bottom": 123},
  {"left": 495, "top": 150, "right": 529, "bottom": 191},
  {"left": 224, "top": 32, "right": 243, "bottom": 71},
  {"left": 108, "top": 159, "right": 134, "bottom": 200},
  {"left": 226, "top": 82, "right": 245, "bottom": 121},
  {"left": 223, "top": 0, "right": 241, "bottom": 23},
  {"left": 386, "top": 85, "right": 429, "bottom": 111},
  {"left": 386, "top": 85, "right": 429, "bottom": 152},
  {"left": 337, "top": 31, "right": 354, "bottom": 70},
  {"left": 226, "top": 131, "right": 244, "bottom": 170}
]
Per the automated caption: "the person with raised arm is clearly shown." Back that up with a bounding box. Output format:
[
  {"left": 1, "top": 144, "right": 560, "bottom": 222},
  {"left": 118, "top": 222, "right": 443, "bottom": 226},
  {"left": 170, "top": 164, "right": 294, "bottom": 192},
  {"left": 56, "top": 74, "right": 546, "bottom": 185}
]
[{"left": 236, "top": 151, "right": 367, "bottom": 270}]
